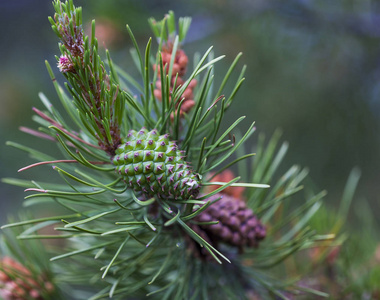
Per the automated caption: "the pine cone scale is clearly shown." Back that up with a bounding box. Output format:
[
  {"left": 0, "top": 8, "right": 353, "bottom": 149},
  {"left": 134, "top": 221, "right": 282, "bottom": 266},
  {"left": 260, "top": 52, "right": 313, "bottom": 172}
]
[{"left": 192, "top": 194, "right": 266, "bottom": 251}]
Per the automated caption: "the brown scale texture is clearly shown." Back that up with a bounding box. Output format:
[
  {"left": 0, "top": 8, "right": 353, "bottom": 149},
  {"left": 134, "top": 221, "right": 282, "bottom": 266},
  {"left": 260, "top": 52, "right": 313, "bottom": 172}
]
[
  {"left": 153, "top": 43, "right": 197, "bottom": 117},
  {"left": 188, "top": 193, "right": 266, "bottom": 259}
]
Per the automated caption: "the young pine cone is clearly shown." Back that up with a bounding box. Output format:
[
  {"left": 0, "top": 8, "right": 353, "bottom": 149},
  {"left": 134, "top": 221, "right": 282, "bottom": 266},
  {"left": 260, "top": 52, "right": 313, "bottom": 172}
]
[
  {"left": 153, "top": 44, "right": 197, "bottom": 117},
  {"left": 0, "top": 257, "right": 54, "bottom": 300},
  {"left": 154, "top": 77, "right": 197, "bottom": 117},
  {"left": 192, "top": 193, "right": 266, "bottom": 252},
  {"left": 154, "top": 47, "right": 188, "bottom": 78},
  {"left": 112, "top": 127, "right": 201, "bottom": 200}
]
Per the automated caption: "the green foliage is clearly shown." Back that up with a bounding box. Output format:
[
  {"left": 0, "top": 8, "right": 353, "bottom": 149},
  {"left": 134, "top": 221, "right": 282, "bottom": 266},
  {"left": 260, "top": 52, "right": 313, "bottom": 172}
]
[
  {"left": 149, "top": 11, "right": 191, "bottom": 44},
  {"left": 49, "top": 0, "right": 126, "bottom": 155}
]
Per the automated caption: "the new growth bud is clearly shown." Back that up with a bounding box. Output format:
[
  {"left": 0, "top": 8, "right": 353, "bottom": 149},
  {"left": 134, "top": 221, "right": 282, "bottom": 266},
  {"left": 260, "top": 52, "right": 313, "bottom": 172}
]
[
  {"left": 50, "top": 0, "right": 125, "bottom": 156},
  {"left": 57, "top": 55, "right": 74, "bottom": 73},
  {"left": 154, "top": 42, "right": 197, "bottom": 118}
]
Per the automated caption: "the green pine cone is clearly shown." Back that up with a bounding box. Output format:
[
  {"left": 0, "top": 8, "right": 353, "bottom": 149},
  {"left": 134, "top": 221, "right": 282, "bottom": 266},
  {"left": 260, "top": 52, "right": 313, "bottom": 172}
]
[{"left": 112, "top": 127, "right": 201, "bottom": 200}]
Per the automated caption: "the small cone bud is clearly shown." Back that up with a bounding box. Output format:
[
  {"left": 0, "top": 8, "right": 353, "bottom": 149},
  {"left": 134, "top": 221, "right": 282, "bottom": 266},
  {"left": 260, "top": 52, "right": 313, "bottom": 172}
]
[
  {"left": 154, "top": 89, "right": 162, "bottom": 100},
  {"left": 188, "top": 79, "right": 197, "bottom": 89},
  {"left": 154, "top": 42, "right": 197, "bottom": 117},
  {"left": 182, "top": 87, "right": 193, "bottom": 100},
  {"left": 181, "top": 100, "right": 195, "bottom": 114},
  {"left": 57, "top": 55, "right": 74, "bottom": 73}
]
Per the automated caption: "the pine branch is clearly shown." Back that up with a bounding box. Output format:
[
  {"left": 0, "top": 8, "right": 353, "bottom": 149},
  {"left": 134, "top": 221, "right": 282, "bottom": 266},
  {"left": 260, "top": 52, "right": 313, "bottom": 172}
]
[{"left": 0, "top": 1, "right": 358, "bottom": 299}]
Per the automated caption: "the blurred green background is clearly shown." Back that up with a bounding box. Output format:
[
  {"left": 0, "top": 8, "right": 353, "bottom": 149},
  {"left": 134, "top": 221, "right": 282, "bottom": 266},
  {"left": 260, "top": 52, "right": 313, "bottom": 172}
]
[{"left": 1, "top": 0, "right": 379, "bottom": 233}]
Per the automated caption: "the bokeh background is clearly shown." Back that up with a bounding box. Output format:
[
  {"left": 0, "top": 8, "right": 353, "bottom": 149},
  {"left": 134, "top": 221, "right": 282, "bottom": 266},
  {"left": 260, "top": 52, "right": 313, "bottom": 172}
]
[{"left": 1, "top": 0, "right": 379, "bottom": 262}]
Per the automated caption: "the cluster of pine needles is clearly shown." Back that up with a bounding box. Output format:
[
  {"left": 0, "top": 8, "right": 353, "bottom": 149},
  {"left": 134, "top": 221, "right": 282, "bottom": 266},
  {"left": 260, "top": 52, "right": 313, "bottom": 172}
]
[{"left": 1, "top": 1, "right": 371, "bottom": 299}]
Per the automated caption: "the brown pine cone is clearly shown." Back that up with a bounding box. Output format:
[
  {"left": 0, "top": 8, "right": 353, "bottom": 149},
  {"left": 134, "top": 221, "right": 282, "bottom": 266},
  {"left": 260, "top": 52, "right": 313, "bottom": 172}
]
[{"left": 189, "top": 193, "right": 266, "bottom": 258}]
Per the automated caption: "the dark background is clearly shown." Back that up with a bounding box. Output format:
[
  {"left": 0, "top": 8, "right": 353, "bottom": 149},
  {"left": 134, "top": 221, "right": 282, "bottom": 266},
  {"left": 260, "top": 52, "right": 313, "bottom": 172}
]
[{"left": 1, "top": 0, "right": 379, "bottom": 234}]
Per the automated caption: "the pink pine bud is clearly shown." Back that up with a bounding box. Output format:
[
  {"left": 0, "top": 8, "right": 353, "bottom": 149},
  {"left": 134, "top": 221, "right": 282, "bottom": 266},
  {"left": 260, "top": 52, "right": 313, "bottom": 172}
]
[
  {"left": 171, "top": 63, "right": 180, "bottom": 75},
  {"left": 57, "top": 55, "right": 74, "bottom": 73},
  {"left": 182, "top": 87, "right": 193, "bottom": 100},
  {"left": 172, "top": 76, "right": 184, "bottom": 87},
  {"left": 155, "top": 80, "right": 162, "bottom": 89},
  {"left": 161, "top": 52, "right": 171, "bottom": 63},
  {"left": 181, "top": 100, "right": 195, "bottom": 114},
  {"left": 178, "top": 51, "right": 189, "bottom": 68},
  {"left": 154, "top": 89, "right": 162, "bottom": 101},
  {"left": 189, "top": 79, "right": 197, "bottom": 89}
]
